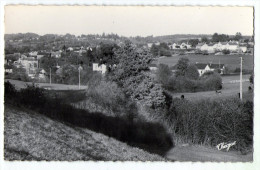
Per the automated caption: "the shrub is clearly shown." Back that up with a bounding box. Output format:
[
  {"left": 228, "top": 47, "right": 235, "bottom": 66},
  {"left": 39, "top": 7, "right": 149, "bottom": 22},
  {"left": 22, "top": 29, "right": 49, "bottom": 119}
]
[
  {"left": 166, "top": 72, "right": 222, "bottom": 92},
  {"left": 165, "top": 97, "right": 253, "bottom": 150},
  {"left": 4, "top": 81, "right": 17, "bottom": 97},
  {"left": 222, "top": 49, "right": 230, "bottom": 54},
  {"left": 185, "top": 64, "right": 199, "bottom": 80},
  {"left": 5, "top": 85, "right": 173, "bottom": 155},
  {"left": 86, "top": 80, "right": 136, "bottom": 117},
  {"left": 156, "top": 64, "right": 172, "bottom": 86}
]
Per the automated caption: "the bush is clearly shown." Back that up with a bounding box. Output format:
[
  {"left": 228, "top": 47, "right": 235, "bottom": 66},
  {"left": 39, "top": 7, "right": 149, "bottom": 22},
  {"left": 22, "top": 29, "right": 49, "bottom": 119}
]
[
  {"left": 166, "top": 72, "right": 222, "bottom": 92},
  {"left": 165, "top": 97, "right": 253, "bottom": 151},
  {"left": 4, "top": 85, "right": 173, "bottom": 155},
  {"left": 156, "top": 64, "right": 172, "bottom": 86},
  {"left": 86, "top": 80, "right": 137, "bottom": 118},
  {"left": 4, "top": 81, "right": 17, "bottom": 97},
  {"left": 223, "top": 49, "right": 230, "bottom": 54}
]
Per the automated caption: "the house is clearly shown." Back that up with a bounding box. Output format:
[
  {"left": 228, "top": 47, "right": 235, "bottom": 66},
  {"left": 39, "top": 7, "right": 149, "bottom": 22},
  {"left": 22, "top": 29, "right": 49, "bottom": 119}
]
[
  {"left": 154, "top": 42, "right": 160, "bottom": 46},
  {"left": 38, "top": 69, "right": 47, "bottom": 79},
  {"left": 195, "top": 63, "right": 212, "bottom": 76},
  {"left": 240, "top": 46, "right": 247, "bottom": 53},
  {"left": 147, "top": 43, "right": 153, "bottom": 48},
  {"left": 51, "top": 51, "right": 61, "bottom": 58},
  {"left": 67, "top": 47, "right": 74, "bottom": 51},
  {"left": 93, "top": 63, "right": 107, "bottom": 74},
  {"left": 29, "top": 51, "right": 38, "bottom": 57},
  {"left": 200, "top": 44, "right": 209, "bottom": 51},
  {"left": 195, "top": 63, "right": 225, "bottom": 76},
  {"left": 196, "top": 43, "right": 204, "bottom": 50},
  {"left": 180, "top": 42, "right": 191, "bottom": 49},
  {"left": 227, "top": 42, "right": 239, "bottom": 52},
  {"left": 5, "top": 65, "right": 13, "bottom": 74},
  {"left": 19, "top": 57, "right": 38, "bottom": 77},
  {"left": 149, "top": 63, "right": 158, "bottom": 71}
]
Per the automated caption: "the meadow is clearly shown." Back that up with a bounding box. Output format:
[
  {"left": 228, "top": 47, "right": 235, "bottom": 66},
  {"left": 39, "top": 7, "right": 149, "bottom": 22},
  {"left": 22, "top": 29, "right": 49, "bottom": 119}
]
[
  {"left": 169, "top": 74, "right": 253, "bottom": 101},
  {"left": 157, "top": 54, "right": 254, "bottom": 71},
  {"left": 4, "top": 79, "right": 88, "bottom": 90}
]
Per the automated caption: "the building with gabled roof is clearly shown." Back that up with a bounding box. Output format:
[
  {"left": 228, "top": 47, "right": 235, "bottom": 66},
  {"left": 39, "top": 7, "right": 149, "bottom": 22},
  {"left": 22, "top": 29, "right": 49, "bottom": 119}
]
[{"left": 195, "top": 63, "right": 225, "bottom": 76}]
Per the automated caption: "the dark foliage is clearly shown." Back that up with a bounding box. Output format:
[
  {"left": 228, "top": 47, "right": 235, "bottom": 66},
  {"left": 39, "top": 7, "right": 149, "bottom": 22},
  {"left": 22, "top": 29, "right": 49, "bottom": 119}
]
[
  {"left": 4, "top": 83, "right": 173, "bottom": 156},
  {"left": 165, "top": 98, "right": 253, "bottom": 151}
]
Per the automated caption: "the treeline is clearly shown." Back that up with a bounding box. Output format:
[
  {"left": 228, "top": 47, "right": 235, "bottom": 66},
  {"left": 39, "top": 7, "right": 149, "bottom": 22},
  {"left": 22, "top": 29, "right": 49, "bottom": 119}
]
[{"left": 156, "top": 58, "right": 222, "bottom": 93}]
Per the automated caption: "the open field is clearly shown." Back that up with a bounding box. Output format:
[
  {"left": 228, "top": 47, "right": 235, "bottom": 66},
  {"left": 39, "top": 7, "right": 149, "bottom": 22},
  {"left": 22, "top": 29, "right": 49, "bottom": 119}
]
[
  {"left": 157, "top": 54, "right": 254, "bottom": 71},
  {"left": 5, "top": 79, "right": 88, "bottom": 91},
  {"left": 170, "top": 74, "right": 253, "bottom": 101},
  {"left": 4, "top": 105, "right": 165, "bottom": 161}
]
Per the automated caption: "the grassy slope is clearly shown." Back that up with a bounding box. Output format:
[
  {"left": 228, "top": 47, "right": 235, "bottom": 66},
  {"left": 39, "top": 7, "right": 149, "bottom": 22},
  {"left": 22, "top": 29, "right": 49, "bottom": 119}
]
[{"left": 4, "top": 105, "right": 165, "bottom": 161}]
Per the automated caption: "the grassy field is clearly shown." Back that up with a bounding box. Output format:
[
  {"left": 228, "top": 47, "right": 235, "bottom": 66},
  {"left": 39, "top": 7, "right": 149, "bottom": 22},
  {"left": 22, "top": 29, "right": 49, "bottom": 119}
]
[
  {"left": 4, "top": 105, "right": 165, "bottom": 161},
  {"left": 5, "top": 79, "right": 88, "bottom": 91},
  {"left": 170, "top": 74, "right": 253, "bottom": 101},
  {"left": 166, "top": 144, "right": 252, "bottom": 162},
  {"left": 157, "top": 54, "right": 254, "bottom": 71}
]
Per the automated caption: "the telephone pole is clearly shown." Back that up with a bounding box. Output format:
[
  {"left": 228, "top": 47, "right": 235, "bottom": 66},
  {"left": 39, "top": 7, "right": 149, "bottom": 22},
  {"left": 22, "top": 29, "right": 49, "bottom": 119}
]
[
  {"left": 240, "top": 57, "right": 243, "bottom": 101},
  {"left": 50, "top": 68, "right": 52, "bottom": 84},
  {"left": 78, "top": 65, "right": 83, "bottom": 89}
]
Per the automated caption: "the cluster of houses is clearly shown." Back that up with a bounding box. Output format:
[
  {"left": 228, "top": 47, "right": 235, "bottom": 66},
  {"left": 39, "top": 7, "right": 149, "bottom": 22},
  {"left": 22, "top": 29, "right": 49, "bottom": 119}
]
[
  {"left": 4, "top": 44, "right": 109, "bottom": 81},
  {"left": 147, "top": 40, "right": 251, "bottom": 54},
  {"left": 195, "top": 41, "right": 248, "bottom": 53}
]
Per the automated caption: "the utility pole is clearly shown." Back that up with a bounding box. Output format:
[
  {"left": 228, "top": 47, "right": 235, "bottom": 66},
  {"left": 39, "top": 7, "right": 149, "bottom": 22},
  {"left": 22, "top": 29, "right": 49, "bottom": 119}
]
[
  {"left": 78, "top": 65, "right": 82, "bottom": 89},
  {"left": 50, "top": 68, "right": 52, "bottom": 84},
  {"left": 240, "top": 57, "right": 243, "bottom": 101}
]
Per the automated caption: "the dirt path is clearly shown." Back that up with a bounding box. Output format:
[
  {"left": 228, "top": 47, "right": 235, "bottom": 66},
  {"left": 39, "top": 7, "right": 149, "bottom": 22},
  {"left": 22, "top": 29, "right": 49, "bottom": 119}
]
[{"left": 166, "top": 144, "right": 253, "bottom": 162}]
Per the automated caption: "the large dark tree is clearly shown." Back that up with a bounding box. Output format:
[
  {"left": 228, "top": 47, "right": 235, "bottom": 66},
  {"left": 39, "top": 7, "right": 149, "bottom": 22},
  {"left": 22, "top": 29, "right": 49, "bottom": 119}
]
[{"left": 175, "top": 57, "right": 190, "bottom": 77}]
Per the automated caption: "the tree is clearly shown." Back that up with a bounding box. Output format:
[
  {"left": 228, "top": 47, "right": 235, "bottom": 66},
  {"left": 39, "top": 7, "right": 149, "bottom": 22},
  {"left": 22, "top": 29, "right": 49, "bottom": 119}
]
[
  {"left": 110, "top": 41, "right": 165, "bottom": 108},
  {"left": 189, "top": 39, "right": 199, "bottom": 47},
  {"left": 212, "top": 33, "right": 229, "bottom": 42},
  {"left": 234, "top": 32, "right": 242, "bottom": 41},
  {"left": 185, "top": 64, "right": 199, "bottom": 80},
  {"left": 201, "top": 37, "right": 209, "bottom": 43},
  {"left": 175, "top": 57, "right": 190, "bottom": 77},
  {"left": 150, "top": 44, "right": 159, "bottom": 56},
  {"left": 249, "top": 74, "right": 253, "bottom": 84},
  {"left": 156, "top": 64, "right": 172, "bottom": 85}
]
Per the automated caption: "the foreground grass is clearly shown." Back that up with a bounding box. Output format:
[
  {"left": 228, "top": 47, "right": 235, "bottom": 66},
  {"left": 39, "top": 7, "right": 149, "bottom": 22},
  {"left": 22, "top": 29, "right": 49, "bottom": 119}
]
[
  {"left": 166, "top": 144, "right": 253, "bottom": 162},
  {"left": 4, "top": 105, "right": 166, "bottom": 161}
]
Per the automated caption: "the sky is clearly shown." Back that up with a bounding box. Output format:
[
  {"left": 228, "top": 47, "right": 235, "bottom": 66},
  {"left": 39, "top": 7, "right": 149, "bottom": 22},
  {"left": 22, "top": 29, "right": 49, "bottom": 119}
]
[{"left": 4, "top": 6, "right": 254, "bottom": 37}]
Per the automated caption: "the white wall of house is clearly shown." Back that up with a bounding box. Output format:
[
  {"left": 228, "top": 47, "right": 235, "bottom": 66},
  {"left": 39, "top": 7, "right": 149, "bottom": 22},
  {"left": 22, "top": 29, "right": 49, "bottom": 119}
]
[
  {"left": 228, "top": 45, "right": 239, "bottom": 51},
  {"left": 197, "top": 65, "right": 214, "bottom": 76},
  {"left": 200, "top": 44, "right": 209, "bottom": 51},
  {"left": 240, "top": 46, "right": 247, "bottom": 53},
  {"left": 93, "top": 63, "right": 107, "bottom": 74}
]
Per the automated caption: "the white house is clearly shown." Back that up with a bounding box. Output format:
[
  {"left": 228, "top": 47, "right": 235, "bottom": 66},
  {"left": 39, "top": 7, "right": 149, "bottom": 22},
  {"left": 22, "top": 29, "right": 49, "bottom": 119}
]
[
  {"left": 93, "top": 63, "right": 107, "bottom": 74},
  {"left": 195, "top": 63, "right": 213, "bottom": 76},
  {"left": 227, "top": 42, "right": 239, "bottom": 52},
  {"left": 240, "top": 46, "right": 247, "bottom": 53},
  {"left": 195, "top": 63, "right": 225, "bottom": 76},
  {"left": 196, "top": 43, "right": 204, "bottom": 50},
  {"left": 200, "top": 44, "right": 209, "bottom": 51},
  {"left": 147, "top": 43, "right": 153, "bottom": 48},
  {"left": 180, "top": 42, "right": 192, "bottom": 49},
  {"left": 149, "top": 63, "right": 158, "bottom": 71},
  {"left": 67, "top": 47, "right": 74, "bottom": 51}
]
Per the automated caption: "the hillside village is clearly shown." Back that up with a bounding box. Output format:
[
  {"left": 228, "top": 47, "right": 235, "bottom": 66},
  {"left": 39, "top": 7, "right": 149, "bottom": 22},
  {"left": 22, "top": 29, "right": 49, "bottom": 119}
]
[{"left": 4, "top": 32, "right": 254, "bottom": 83}]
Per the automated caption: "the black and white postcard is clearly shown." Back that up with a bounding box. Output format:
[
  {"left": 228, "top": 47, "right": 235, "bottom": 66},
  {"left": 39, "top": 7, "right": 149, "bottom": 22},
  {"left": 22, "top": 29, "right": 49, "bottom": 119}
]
[{"left": 0, "top": 1, "right": 259, "bottom": 170}]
